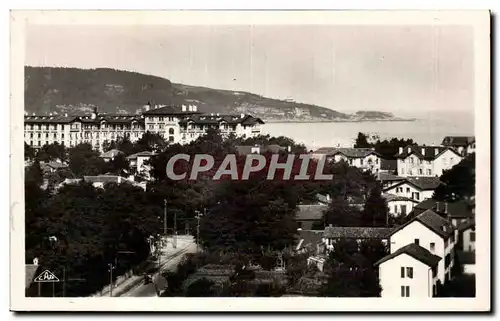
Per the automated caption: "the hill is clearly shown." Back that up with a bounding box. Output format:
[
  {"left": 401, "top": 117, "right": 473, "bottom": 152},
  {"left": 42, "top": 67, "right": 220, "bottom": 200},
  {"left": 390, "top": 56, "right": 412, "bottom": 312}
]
[{"left": 24, "top": 67, "right": 402, "bottom": 122}]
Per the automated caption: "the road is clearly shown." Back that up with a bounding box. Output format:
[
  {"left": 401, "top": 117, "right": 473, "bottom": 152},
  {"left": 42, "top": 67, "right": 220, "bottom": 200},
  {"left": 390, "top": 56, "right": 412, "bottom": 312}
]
[{"left": 121, "top": 242, "right": 197, "bottom": 297}]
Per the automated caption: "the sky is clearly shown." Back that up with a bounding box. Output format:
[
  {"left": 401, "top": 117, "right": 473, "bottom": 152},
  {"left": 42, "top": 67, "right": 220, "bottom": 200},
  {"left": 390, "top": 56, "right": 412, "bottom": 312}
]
[{"left": 25, "top": 24, "right": 474, "bottom": 116}]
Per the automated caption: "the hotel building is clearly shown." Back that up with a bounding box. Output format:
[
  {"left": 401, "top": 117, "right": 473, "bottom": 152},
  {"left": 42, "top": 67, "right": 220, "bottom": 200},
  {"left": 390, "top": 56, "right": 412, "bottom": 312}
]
[{"left": 24, "top": 104, "right": 264, "bottom": 150}]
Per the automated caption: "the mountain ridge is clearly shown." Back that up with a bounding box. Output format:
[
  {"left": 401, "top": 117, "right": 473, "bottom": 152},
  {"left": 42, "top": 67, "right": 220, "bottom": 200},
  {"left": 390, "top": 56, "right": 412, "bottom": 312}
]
[{"left": 24, "top": 66, "right": 407, "bottom": 122}]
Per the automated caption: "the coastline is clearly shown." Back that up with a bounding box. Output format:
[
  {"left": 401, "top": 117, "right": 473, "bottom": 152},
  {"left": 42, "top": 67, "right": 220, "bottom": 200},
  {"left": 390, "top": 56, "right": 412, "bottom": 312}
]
[{"left": 261, "top": 118, "right": 418, "bottom": 124}]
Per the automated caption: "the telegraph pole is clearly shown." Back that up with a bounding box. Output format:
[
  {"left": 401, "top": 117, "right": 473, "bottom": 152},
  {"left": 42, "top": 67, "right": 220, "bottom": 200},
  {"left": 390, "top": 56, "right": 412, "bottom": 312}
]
[
  {"left": 108, "top": 263, "right": 115, "bottom": 297},
  {"left": 173, "top": 209, "right": 177, "bottom": 249}
]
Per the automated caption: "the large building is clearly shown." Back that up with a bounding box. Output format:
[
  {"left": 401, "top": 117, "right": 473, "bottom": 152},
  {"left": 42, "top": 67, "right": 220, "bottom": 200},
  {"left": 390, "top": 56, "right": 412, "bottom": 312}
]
[
  {"left": 24, "top": 104, "right": 264, "bottom": 150},
  {"left": 395, "top": 145, "right": 463, "bottom": 177}
]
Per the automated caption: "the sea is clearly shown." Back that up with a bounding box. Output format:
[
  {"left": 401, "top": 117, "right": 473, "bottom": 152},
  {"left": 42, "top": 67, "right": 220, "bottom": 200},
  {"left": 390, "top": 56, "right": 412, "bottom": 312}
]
[{"left": 262, "top": 113, "right": 474, "bottom": 151}]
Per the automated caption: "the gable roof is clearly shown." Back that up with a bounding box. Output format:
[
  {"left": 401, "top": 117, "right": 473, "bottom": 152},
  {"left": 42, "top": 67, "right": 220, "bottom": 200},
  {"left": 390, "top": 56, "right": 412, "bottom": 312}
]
[
  {"left": 384, "top": 176, "right": 441, "bottom": 192},
  {"left": 323, "top": 227, "right": 394, "bottom": 239},
  {"left": 313, "top": 147, "right": 380, "bottom": 158},
  {"left": 390, "top": 209, "right": 454, "bottom": 239},
  {"left": 396, "top": 145, "right": 462, "bottom": 160},
  {"left": 142, "top": 105, "right": 202, "bottom": 116},
  {"left": 374, "top": 243, "right": 441, "bottom": 268},
  {"left": 411, "top": 199, "right": 474, "bottom": 219},
  {"left": 100, "top": 149, "right": 124, "bottom": 159},
  {"left": 295, "top": 205, "right": 328, "bottom": 221},
  {"left": 441, "top": 136, "right": 475, "bottom": 147},
  {"left": 126, "top": 151, "right": 157, "bottom": 160},
  {"left": 458, "top": 219, "right": 475, "bottom": 232}
]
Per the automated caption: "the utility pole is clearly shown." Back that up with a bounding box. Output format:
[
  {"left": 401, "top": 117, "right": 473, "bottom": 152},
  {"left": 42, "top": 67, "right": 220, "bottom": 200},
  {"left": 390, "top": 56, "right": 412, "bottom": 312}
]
[
  {"left": 164, "top": 199, "right": 167, "bottom": 237},
  {"left": 62, "top": 267, "right": 66, "bottom": 298},
  {"left": 195, "top": 211, "right": 203, "bottom": 253},
  {"left": 173, "top": 209, "right": 177, "bottom": 249},
  {"left": 108, "top": 263, "right": 115, "bottom": 297}
]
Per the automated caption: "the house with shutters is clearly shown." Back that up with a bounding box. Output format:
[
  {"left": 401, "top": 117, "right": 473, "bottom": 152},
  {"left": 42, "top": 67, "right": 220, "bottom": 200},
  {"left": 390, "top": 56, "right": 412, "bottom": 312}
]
[
  {"left": 375, "top": 243, "right": 441, "bottom": 298},
  {"left": 375, "top": 209, "right": 456, "bottom": 298},
  {"left": 396, "top": 145, "right": 463, "bottom": 177},
  {"left": 377, "top": 172, "right": 406, "bottom": 190},
  {"left": 407, "top": 199, "right": 474, "bottom": 228},
  {"left": 311, "top": 147, "right": 382, "bottom": 174},
  {"left": 383, "top": 193, "right": 419, "bottom": 217},
  {"left": 383, "top": 176, "right": 441, "bottom": 203},
  {"left": 441, "top": 136, "right": 476, "bottom": 156},
  {"left": 457, "top": 219, "right": 475, "bottom": 253},
  {"left": 387, "top": 209, "right": 456, "bottom": 284}
]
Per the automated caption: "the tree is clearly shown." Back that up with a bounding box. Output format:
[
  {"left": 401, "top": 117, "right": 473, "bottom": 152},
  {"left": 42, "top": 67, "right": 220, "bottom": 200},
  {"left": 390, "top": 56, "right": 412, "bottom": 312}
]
[
  {"left": 135, "top": 131, "right": 168, "bottom": 153},
  {"left": 322, "top": 197, "right": 362, "bottom": 227},
  {"left": 433, "top": 154, "right": 475, "bottom": 201},
  {"left": 24, "top": 142, "right": 36, "bottom": 161},
  {"left": 354, "top": 132, "right": 371, "bottom": 148},
  {"left": 36, "top": 142, "right": 67, "bottom": 162},
  {"left": 68, "top": 143, "right": 106, "bottom": 177},
  {"left": 105, "top": 153, "right": 130, "bottom": 176},
  {"left": 361, "top": 186, "right": 389, "bottom": 227},
  {"left": 25, "top": 158, "right": 44, "bottom": 186}
]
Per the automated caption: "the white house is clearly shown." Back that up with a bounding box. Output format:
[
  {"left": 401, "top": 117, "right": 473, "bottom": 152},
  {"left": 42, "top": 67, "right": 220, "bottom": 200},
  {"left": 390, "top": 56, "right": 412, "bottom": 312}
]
[
  {"left": 377, "top": 172, "right": 406, "bottom": 190},
  {"left": 375, "top": 243, "right": 441, "bottom": 298},
  {"left": 383, "top": 194, "right": 419, "bottom": 217},
  {"left": 396, "top": 145, "right": 463, "bottom": 177},
  {"left": 311, "top": 147, "right": 382, "bottom": 174},
  {"left": 388, "top": 209, "right": 456, "bottom": 284},
  {"left": 126, "top": 151, "right": 157, "bottom": 178},
  {"left": 83, "top": 175, "right": 147, "bottom": 191},
  {"left": 383, "top": 176, "right": 441, "bottom": 202},
  {"left": 441, "top": 136, "right": 476, "bottom": 156}
]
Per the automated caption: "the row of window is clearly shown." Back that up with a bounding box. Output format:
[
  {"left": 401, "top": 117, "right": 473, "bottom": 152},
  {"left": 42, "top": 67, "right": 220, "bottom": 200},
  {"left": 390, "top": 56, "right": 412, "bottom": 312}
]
[
  {"left": 147, "top": 117, "right": 176, "bottom": 122},
  {"left": 400, "top": 168, "right": 432, "bottom": 176},
  {"left": 25, "top": 124, "right": 144, "bottom": 130}
]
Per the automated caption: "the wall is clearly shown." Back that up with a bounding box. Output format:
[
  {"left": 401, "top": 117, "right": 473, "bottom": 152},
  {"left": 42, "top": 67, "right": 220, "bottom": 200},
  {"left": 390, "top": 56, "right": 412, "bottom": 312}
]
[
  {"left": 379, "top": 253, "right": 434, "bottom": 298},
  {"left": 462, "top": 228, "right": 476, "bottom": 252},
  {"left": 387, "top": 199, "right": 417, "bottom": 217},
  {"left": 390, "top": 221, "right": 447, "bottom": 283},
  {"left": 397, "top": 151, "right": 434, "bottom": 177},
  {"left": 433, "top": 149, "right": 463, "bottom": 177},
  {"left": 384, "top": 182, "right": 433, "bottom": 201}
]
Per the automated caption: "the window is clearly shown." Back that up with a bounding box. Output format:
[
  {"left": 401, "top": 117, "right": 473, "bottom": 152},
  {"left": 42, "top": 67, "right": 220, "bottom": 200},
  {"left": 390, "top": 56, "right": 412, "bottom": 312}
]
[
  {"left": 430, "top": 242, "right": 435, "bottom": 252},
  {"left": 169, "top": 128, "right": 175, "bottom": 135},
  {"left": 62, "top": 134, "right": 64, "bottom": 139},
  {"left": 414, "top": 238, "right": 419, "bottom": 245},
  {"left": 349, "top": 159, "right": 353, "bottom": 165},
  {"left": 409, "top": 158, "right": 413, "bottom": 164},
  {"left": 169, "top": 136, "right": 174, "bottom": 142},
  {"left": 30, "top": 133, "right": 33, "bottom": 138},
  {"left": 376, "top": 158, "right": 379, "bottom": 164},
  {"left": 406, "top": 187, "right": 410, "bottom": 193},
  {"left": 427, "top": 169, "right": 432, "bottom": 175},
  {"left": 400, "top": 286, "right": 410, "bottom": 297},
  {"left": 401, "top": 205, "right": 407, "bottom": 215},
  {"left": 159, "top": 117, "right": 164, "bottom": 121},
  {"left": 406, "top": 267, "right": 413, "bottom": 278},
  {"left": 400, "top": 267, "right": 405, "bottom": 278},
  {"left": 419, "top": 159, "right": 423, "bottom": 164},
  {"left": 401, "top": 168, "right": 405, "bottom": 175},
  {"left": 470, "top": 231, "right": 475, "bottom": 242},
  {"left": 418, "top": 169, "right": 423, "bottom": 175},
  {"left": 415, "top": 192, "right": 420, "bottom": 201},
  {"left": 450, "top": 157, "right": 454, "bottom": 163}
]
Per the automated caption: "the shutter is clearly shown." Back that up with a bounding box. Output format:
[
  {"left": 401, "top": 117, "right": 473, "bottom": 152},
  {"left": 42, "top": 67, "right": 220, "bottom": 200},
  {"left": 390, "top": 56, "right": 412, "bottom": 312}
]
[{"left": 401, "top": 267, "right": 405, "bottom": 278}]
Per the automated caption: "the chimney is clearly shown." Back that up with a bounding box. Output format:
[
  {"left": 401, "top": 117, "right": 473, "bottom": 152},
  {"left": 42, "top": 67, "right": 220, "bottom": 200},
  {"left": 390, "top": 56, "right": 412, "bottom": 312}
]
[
  {"left": 436, "top": 202, "right": 440, "bottom": 212},
  {"left": 241, "top": 113, "right": 245, "bottom": 118},
  {"left": 64, "top": 113, "right": 68, "bottom": 117},
  {"left": 144, "top": 102, "right": 151, "bottom": 111},
  {"left": 33, "top": 258, "right": 39, "bottom": 266},
  {"left": 407, "top": 147, "right": 411, "bottom": 153},
  {"left": 193, "top": 105, "right": 197, "bottom": 112},
  {"left": 287, "top": 146, "right": 292, "bottom": 153},
  {"left": 326, "top": 194, "right": 331, "bottom": 202},
  {"left": 329, "top": 224, "right": 333, "bottom": 228},
  {"left": 216, "top": 113, "right": 220, "bottom": 117},
  {"left": 421, "top": 148, "right": 425, "bottom": 156},
  {"left": 188, "top": 105, "right": 193, "bottom": 112},
  {"left": 444, "top": 202, "right": 448, "bottom": 214},
  {"left": 434, "top": 148, "right": 439, "bottom": 156},
  {"left": 211, "top": 113, "right": 214, "bottom": 116},
  {"left": 398, "top": 147, "right": 403, "bottom": 154},
  {"left": 182, "top": 105, "right": 187, "bottom": 112}
]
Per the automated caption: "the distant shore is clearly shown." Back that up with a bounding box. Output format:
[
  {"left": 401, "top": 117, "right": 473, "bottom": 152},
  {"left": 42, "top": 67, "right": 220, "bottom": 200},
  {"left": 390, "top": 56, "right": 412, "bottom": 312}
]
[{"left": 262, "top": 118, "right": 418, "bottom": 124}]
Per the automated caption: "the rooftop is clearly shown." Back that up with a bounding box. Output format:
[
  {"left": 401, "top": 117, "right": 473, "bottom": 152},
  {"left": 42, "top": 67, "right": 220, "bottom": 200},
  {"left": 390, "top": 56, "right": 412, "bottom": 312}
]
[
  {"left": 391, "top": 209, "right": 454, "bottom": 239},
  {"left": 100, "top": 149, "right": 124, "bottom": 159},
  {"left": 457, "top": 219, "right": 475, "bottom": 232},
  {"left": 385, "top": 176, "right": 441, "bottom": 192},
  {"left": 179, "top": 114, "right": 264, "bottom": 126},
  {"left": 374, "top": 243, "right": 441, "bottom": 268},
  {"left": 396, "top": 145, "right": 461, "bottom": 160},
  {"left": 383, "top": 193, "right": 418, "bottom": 203},
  {"left": 25, "top": 264, "right": 40, "bottom": 289},
  {"left": 83, "top": 175, "right": 122, "bottom": 184},
  {"left": 235, "top": 144, "right": 286, "bottom": 156},
  {"left": 441, "top": 136, "right": 475, "bottom": 147},
  {"left": 410, "top": 199, "right": 474, "bottom": 220},
  {"left": 323, "top": 226, "right": 394, "bottom": 239},
  {"left": 142, "top": 105, "right": 202, "bottom": 116},
  {"left": 313, "top": 147, "right": 379, "bottom": 158},
  {"left": 296, "top": 230, "right": 325, "bottom": 252},
  {"left": 126, "top": 151, "right": 158, "bottom": 160}
]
